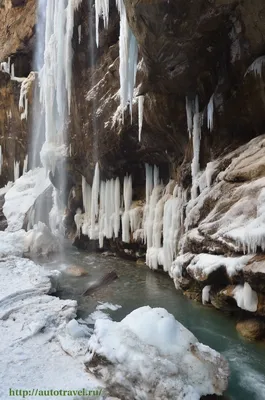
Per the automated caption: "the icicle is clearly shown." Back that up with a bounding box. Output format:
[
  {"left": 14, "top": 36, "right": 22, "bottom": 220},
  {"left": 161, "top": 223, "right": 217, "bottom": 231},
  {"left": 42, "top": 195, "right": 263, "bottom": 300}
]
[
  {"left": 207, "top": 95, "right": 214, "bottom": 132},
  {"left": 74, "top": 208, "right": 84, "bottom": 238},
  {"left": 191, "top": 113, "right": 201, "bottom": 199},
  {"left": 95, "top": 0, "right": 110, "bottom": 47},
  {"left": 78, "top": 25, "right": 82, "bottom": 44},
  {"left": 122, "top": 175, "right": 132, "bottom": 242},
  {"left": 23, "top": 155, "right": 28, "bottom": 175},
  {"left": 145, "top": 164, "right": 153, "bottom": 205},
  {"left": 90, "top": 163, "right": 100, "bottom": 239},
  {"left": 98, "top": 180, "right": 106, "bottom": 248},
  {"left": 245, "top": 56, "right": 265, "bottom": 78},
  {"left": 0, "top": 145, "right": 2, "bottom": 175},
  {"left": 138, "top": 95, "right": 144, "bottom": 141},
  {"left": 153, "top": 165, "right": 159, "bottom": 188},
  {"left": 185, "top": 97, "right": 193, "bottom": 137},
  {"left": 202, "top": 285, "right": 211, "bottom": 305},
  {"left": 114, "top": 177, "right": 120, "bottom": 237},
  {"left": 14, "top": 161, "right": 20, "bottom": 181},
  {"left": 11, "top": 64, "right": 15, "bottom": 79}
]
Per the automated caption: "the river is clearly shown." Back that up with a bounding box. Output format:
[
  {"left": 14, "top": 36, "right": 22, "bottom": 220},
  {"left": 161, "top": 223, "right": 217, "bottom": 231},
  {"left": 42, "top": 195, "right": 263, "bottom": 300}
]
[{"left": 42, "top": 245, "right": 265, "bottom": 400}]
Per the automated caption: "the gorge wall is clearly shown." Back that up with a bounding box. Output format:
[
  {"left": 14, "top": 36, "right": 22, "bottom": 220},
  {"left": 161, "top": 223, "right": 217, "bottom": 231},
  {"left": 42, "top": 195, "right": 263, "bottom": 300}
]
[{"left": 1, "top": 0, "right": 265, "bottom": 340}]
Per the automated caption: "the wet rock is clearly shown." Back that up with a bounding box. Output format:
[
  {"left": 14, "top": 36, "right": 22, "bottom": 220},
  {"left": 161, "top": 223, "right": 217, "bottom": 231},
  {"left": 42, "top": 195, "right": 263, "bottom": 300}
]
[
  {"left": 64, "top": 265, "right": 88, "bottom": 277},
  {"left": 83, "top": 271, "right": 118, "bottom": 296},
  {"left": 236, "top": 319, "right": 265, "bottom": 341}
]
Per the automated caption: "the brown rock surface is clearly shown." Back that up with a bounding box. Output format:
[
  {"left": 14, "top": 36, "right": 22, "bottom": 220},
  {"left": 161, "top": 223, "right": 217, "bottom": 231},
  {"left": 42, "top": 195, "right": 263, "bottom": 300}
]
[{"left": 236, "top": 319, "right": 265, "bottom": 340}]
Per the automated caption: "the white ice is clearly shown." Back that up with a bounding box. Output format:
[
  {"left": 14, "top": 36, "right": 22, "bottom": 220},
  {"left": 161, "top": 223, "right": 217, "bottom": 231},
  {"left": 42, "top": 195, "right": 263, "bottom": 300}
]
[
  {"left": 88, "top": 306, "right": 229, "bottom": 399},
  {"left": 3, "top": 168, "right": 51, "bottom": 232},
  {"left": 233, "top": 282, "right": 258, "bottom": 312}
]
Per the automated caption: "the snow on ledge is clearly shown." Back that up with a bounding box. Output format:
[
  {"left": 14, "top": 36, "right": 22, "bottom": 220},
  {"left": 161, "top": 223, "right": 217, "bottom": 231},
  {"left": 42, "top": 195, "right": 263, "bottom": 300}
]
[
  {"left": 87, "top": 306, "right": 229, "bottom": 399},
  {"left": 187, "top": 253, "right": 252, "bottom": 281}
]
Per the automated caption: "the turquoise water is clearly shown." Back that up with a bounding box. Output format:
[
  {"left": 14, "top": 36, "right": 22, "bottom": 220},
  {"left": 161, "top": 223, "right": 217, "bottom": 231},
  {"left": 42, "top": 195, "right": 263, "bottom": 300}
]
[{"left": 43, "top": 247, "right": 265, "bottom": 400}]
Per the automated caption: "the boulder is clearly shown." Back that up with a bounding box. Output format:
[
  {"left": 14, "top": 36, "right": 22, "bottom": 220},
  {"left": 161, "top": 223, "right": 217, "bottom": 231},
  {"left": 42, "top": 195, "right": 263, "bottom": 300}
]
[
  {"left": 86, "top": 307, "right": 229, "bottom": 400},
  {"left": 236, "top": 319, "right": 265, "bottom": 341}
]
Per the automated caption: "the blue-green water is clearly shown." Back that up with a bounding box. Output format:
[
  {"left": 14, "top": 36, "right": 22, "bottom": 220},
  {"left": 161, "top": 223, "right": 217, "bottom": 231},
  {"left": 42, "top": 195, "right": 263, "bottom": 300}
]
[{"left": 43, "top": 247, "right": 265, "bottom": 400}]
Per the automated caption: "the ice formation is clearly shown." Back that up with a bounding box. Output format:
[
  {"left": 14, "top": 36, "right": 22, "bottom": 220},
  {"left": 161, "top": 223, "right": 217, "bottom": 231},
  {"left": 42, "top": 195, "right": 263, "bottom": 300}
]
[
  {"left": 138, "top": 95, "right": 144, "bottom": 141},
  {"left": 0, "top": 57, "right": 11, "bottom": 74},
  {"left": 19, "top": 72, "right": 35, "bottom": 121},
  {"left": 13, "top": 161, "right": 20, "bottom": 182},
  {"left": 25, "top": 221, "right": 61, "bottom": 256},
  {"left": 95, "top": 0, "right": 138, "bottom": 117},
  {"left": 191, "top": 112, "right": 201, "bottom": 199},
  {"left": 78, "top": 24, "right": 82, "bottom": 44},
  {"left": 122, "top": 175, "right": 132, "bottom": 243},
  {"left": 233, "top": 282, "right": 258, "bottom": 312},
  {"left": 207, "top": 94, "right": 214, "bottom": 132},
  {"left": 202, "top": 285, "right": 211, "bottom": 305},
  {"left": 245, "top": 56, "right": 265, "bottom": 78},
  {"left": 39, "top": 0, "right": 81, "bottom": 173},
  {"left": 23, "top": 155, "right": 28, "bottom": 175},
  {"left": 87, "top": 306, "right": 229, "bottom": 399}
]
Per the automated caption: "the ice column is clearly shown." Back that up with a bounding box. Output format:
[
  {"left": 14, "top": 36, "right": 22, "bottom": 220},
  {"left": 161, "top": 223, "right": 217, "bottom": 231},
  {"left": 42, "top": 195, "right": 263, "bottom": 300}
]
[{"left": 122, "top": 175, "right": 132, "bottom": 242}]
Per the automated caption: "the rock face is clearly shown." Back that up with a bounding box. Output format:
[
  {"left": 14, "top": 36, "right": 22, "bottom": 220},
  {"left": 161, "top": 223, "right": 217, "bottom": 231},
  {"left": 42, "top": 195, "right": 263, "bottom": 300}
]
[
  {"left": 87, "top": 307, "right": 229, "bottom": 400},
  {"left": 2, "top": 0, "right": 265, "bottom": 337}
]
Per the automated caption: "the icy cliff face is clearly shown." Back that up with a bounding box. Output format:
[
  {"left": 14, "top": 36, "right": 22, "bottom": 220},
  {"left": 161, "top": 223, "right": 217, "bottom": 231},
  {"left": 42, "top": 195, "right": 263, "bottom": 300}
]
[{"left": 2, "top": 0, "right": 265, "bottom": 337}]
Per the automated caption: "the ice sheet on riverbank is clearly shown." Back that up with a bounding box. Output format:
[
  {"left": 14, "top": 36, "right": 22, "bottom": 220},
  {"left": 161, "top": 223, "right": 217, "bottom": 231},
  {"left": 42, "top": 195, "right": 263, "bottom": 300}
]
[
  {"left": 0, "top": 255, "right": 102, "bottom": 400},
  {"left": 87, "top": 306, "right": 229, "bottom": 400}
]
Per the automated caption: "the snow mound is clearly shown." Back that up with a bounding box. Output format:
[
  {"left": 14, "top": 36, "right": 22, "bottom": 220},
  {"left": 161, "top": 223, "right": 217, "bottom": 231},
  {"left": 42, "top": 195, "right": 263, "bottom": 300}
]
[
  {"left": 0, "top": 255, "right": 102, "bottom": 399},
  {"left": 0, "top": 230, "right": 26, "bottom": 258},
  {"left": 87, "top": 306, "right": 229, "bottom": 400},
  {"left": 25, "top": 222, "right": 61, "bottom": 257},
  {"left": 3, "top": 168, "right": 50, "bottom": 231}
]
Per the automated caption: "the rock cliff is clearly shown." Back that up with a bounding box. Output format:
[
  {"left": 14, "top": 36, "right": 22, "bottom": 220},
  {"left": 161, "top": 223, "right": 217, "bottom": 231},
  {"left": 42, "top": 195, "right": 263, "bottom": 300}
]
[{"left": 1, "top": 0, "right": 265, "bottom": 340}]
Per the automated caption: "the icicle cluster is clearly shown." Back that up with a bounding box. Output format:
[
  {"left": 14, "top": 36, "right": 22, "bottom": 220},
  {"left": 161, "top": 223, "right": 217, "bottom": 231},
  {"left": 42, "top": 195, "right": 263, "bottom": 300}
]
[
  {"left": 13, "top": 161, "right": 20, "bottom": 182},
  {"left": 77, "top": 163, "right": 127, "bottom": 248},
  {"left": 138, "top": 95, "right": 144, "bottom": 141},
  {"left": 245, "top": 56, "right": 265, "bottom": 78},
  {"left": 95, "top": 0, "right": 138, "bottom": 118}
]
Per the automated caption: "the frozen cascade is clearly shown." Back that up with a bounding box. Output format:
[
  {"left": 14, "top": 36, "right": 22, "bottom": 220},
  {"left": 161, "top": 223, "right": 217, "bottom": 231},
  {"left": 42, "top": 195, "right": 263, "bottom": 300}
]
[
  {"left": 207, "top": 95, "right": 214, "bottom": 132},
  {"left": 23, "top": 155, "right": 28, "bottom": 175},
  {"left": 138, "top": 95, "right": 144, "bottom": 141},
  {"left": 39, "top": 0, "right": 81, "bottom": 173},
  {"left": 95, "top": 0, "right": 109, "bottom": 47},
  {"left": 95, "top": 0, "right": 138, "bottom": 117},
  {"left": 191, "top": 112, "right": 202, "bottom": 199},
  {"left": 122, "top": 175, "right": 132, "bottom": 243},
  {"left": 14, "top": 161, "right": 20, "bottom": 182},
  {"left": 202, "top": 286, "right": 211, "bottom": 305},
  {"left": 114, "top": 177, "right": 121, "bottom": 237},
  {"left": 90, "top": 163, "right": 100, "bottom": 239},
  {"left": 145, "top": 163, "right": 153, "bottom": 205}
]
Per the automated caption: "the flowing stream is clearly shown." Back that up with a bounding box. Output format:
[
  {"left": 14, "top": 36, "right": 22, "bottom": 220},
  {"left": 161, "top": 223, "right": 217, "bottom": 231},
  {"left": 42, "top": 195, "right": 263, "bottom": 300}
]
[{"left": 41, "top": 244, "right": 265, "bottom": 400}]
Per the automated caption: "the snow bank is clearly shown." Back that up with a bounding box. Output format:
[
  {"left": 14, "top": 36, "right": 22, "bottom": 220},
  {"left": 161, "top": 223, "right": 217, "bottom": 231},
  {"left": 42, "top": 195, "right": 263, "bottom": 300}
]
[
  {"left": 3, "top": 168, "right": 50, "bottom": 231},
  {"left": 0, "top": 230, "right": 26, "bottom": 257},
  {"left": 0, "top": 255, "right": 102, "bottom": 399},
  {"left": 87, "top": 306, "right": 229, "bottom": 400}
]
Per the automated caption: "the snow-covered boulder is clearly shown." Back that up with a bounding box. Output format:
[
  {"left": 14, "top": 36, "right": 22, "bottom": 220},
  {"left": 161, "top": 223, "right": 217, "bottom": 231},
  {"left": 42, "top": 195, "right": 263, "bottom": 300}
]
[
  {"left": 0, "top": 230, "right": 26, "bottom": 257},
  {"left": 25, "top": 222, "right": 61, "bottom": 257},
  {"left": 86, "top": 306, "right": 229, "bottom": 400}
]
